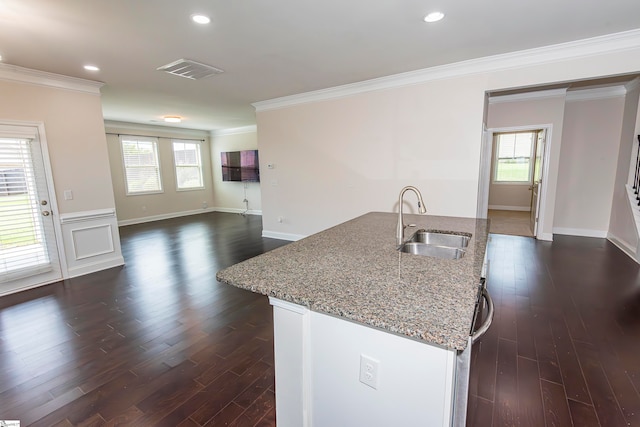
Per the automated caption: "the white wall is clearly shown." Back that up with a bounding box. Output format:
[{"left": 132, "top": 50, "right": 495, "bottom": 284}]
[
  {"left": 0, "top": 70, "right": 124, "bottom": 283},
  {"left": 210, "top": 129, "right": 262, "bottom": 214},
  {"left": 608, "top": 83, "right": 640, "bottom": 255},
  {"left": 554, "top": 95, "right": 625, "bottom": 237},
  {"left": 256, "top": 35, "right": 640, "bottom": 239},
  {"left": 105, "top": 121, "right": 215, "bottom": 225}
]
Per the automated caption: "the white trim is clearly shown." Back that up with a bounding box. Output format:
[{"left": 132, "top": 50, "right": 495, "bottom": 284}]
[
  {"left": 488, "top": 205, "right": 531, "bottom": 212},
  {"left": 488, "top": 89, "right": 568, "bottom": 104},
  {"left": 253, "top": 29, "right": 640, "bottom": 112},
  {"left": 104, "top": 120, "right": 210, "bottom": 139},
  {"left": 269, "top": 297, "right": 309, "bottom": 314},
  {"left": 538, "top": 232, "right": 554, "bottom": 241},
  {"left": 71, "top": 224, "right": 115, "bottom": 260},
  {"left": 0, "top": 63, "right": 103, "bottom": 95},
  {"left": 565, "top": 86, "right": 627, "bottom": 102},
  {"left": 552, "top": 227, "right": 608, "bottom": 238},
  {"left": 214, "top": 207, "right": 262, "bottom": 216},
  {"left": 117, "top": 207, "right": 217, "bottom": 226},
  {"left": 625, "top": 77, "right": 640, "bottom": 93},
  {"left": 262, "top": 230, "right": 307, "bottom": 241},
  {"left": 66, "top": 256, "right": 124, "bottom": 279},
  {"left": 210, "top": 125, "right": 257, "bottom": 137},
  {"left": 60, "top": 208, "right": 116, "bottom": 224},
  {"left": 607, "top": 233, "right": 639, "bottom": 263}
]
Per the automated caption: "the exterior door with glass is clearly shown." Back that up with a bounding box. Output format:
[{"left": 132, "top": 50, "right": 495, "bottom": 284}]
[{"left": 0, "top": 123, "right": 62, "bottom": 295}]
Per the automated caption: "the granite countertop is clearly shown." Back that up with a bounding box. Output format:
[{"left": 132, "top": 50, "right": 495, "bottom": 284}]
[{"left": 216, "top": 212, "right": 489, "bottom": 351}]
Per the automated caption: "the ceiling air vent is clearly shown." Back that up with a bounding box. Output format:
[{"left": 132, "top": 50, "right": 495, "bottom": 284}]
[{"left": 157, "top": 59, "right": 224, "bottom": 80}]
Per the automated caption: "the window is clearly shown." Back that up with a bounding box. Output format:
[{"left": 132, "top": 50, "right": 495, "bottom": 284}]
[
  {"left": 494, "top": 132, "right": 535, "bottom": 183},
  {"left": 172, "top": 140, "right": 204, "bottom": 190},
  {"left": 120, "top": 136, "right": 162, "bottom": 194}
]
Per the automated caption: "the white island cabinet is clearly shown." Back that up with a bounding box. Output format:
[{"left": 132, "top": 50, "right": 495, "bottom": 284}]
[{"left": 271, "top": 298, "right": 458, "bottom": 427}]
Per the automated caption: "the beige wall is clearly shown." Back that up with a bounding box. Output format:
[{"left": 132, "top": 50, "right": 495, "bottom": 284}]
[
  {"left": 485, "top": 95, "right": 567, "bottom": 239},
  {"left": 257, "top": 44, "right": 640, "bottom": 239},
  {"left": 0, "top": 80, "right": 115, "bottom": 213},
  {"left": 211, "top": 130, "right": 262, "bottom": 213},
  {"left": 105, "top": 122, "right": 214, "bottom": 223},
  {"left": 554, "top": 96, "right": 625, "bottom": 235},
  {"left": 609, "top": 86, "right": 640, "bottom": 253}
]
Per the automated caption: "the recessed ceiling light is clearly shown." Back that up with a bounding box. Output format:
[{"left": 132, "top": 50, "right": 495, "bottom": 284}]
[
  {"left": 163, "top": 116, "right": 182, "bottom": 123},
  {"left": 424, "top": 12, "right": 445, "bottom": 23},
  {"left": 191, "top": 14, "right": 210, "bottom": 24},
  {"left": 84, "top": 65, "right": 100, "bottom": 71}
]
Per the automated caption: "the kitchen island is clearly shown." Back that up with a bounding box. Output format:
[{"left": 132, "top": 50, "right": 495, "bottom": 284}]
[{"left": 216, "top": 212, "right": 490, "bottom": 426}]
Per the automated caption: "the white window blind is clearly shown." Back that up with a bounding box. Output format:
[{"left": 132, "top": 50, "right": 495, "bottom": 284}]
[
  {"left": 494, "top": 132, "right": 535, "bottom": 183},
  {"left": 172, "top": 140, "right": 204, "bottom": 190},
  {"left": 0, "top": 137, "right": 56, "bottom": 282},
  {"left": 120, "top": 136, "right": 163, "bottom": 194}
]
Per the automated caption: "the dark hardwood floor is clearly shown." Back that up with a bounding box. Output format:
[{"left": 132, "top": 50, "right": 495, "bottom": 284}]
[{"left": 1, "top": 213, "right": 640, "bottom": 426}]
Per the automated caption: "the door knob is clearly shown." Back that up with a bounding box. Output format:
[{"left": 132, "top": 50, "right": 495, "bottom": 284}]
[
  {"left": 42, "top": 211, "right": 50, "bottom": 216},
  {"left": 41, "top": 200, "right": 48, "bottom": 206}
]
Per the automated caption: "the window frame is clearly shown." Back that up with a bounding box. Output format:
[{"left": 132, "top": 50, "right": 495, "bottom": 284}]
[
  {"left": 492, "top": 132, "right": 536, "bottom": 185},
  {"left": 172, "top": 139, "right": 205, "bottom": 191},
  {"left": 120, "top": 135, "right": 164, "bottom": 196}
]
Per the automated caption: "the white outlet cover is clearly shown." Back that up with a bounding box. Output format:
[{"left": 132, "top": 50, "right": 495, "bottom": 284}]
[{"left": 359, "top": 354, "right": 379, "bottom": 389}]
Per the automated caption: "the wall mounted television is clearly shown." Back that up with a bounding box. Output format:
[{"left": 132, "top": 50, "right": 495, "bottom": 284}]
[{"left": 220, "top": 150, "right": 260, "bottom": 182}]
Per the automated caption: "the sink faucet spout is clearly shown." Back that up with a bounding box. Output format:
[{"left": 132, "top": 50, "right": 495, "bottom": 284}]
[{"left": 397, "top": 186, "right": 427, "bottom": 246}]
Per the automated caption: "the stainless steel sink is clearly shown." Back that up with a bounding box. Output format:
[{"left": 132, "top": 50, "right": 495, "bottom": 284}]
[
  {"left": 398, "top": 229, "right": 471, "bottom": 259},
  {"left": 406, "top": 230, "right": 470, "bottom": 248},
  {"left": 399, "top": 242, "right": 466, "bottom": 259}
]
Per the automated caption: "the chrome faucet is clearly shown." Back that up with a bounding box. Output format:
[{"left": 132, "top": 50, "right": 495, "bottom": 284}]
[{"left": 396, "top": 186, "right": 427, "bottom": 246}]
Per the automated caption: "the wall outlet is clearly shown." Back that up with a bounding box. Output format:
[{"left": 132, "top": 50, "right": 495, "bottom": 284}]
[
  {"left": 202, "top": 201, "right": 208, "bottom": 209},
  {"left": 141, "top": 205, "right": 146, "bottom": 212},
  {"left": 359, "top": 354, "right": 379, "bottom": 389}
]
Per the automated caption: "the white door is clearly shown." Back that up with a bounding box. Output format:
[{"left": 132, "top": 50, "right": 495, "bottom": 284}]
[
  {"left": 0, "top": 124, "right": 62, "bottom": 295},
  {"left": 529, "top": 130, "right": 546, "bottom": 237}
]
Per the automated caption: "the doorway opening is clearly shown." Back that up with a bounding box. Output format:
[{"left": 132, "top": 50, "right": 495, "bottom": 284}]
[{"left": 478, "top": 126, "right": 549, "bottom": 239}]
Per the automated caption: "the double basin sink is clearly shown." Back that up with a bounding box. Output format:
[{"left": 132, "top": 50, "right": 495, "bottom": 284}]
[{"left": 399, "top": 229, "right": 471, "bottom": 260}]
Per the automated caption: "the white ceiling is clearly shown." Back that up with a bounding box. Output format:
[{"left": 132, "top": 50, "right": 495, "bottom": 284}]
[{"left": 1, "top": 0, "right": 639, "bottom": 131}]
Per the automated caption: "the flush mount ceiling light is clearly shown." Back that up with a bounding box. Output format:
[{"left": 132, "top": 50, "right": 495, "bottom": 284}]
[
  {"left": 163, "top": 116, "right": 182, "bottom": 123},
  {"left": 191, "top": 14, "right": 210, "bottom": 24},
  {"left": 84, "top": 65, "right": 100, "bottom": 71},
  {"left": 424, "top": 11, "right": 445, "bottom": 22}
]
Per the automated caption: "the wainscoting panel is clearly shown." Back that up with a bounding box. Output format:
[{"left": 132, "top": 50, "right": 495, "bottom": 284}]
[{"left": 60, "top": 208, "right": 124, "bottom": 278}]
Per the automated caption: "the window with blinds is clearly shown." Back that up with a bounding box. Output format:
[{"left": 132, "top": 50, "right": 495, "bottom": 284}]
[
  {"left": 120, "top": 136, "right": 163, "bottom": 195},
  {"left": 494, "top": 131, "right": 536, "bottom": 183},
  {"left": 0, "top": 137, "right": 56, "bottom": 282},
  {"left": 172, "top": 140, "right": 204, "bottom": 190}
]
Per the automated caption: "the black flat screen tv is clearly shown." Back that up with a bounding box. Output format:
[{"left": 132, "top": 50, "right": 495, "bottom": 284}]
[{"left": 221, "top": 150, "right": 260, "bottom": 182}]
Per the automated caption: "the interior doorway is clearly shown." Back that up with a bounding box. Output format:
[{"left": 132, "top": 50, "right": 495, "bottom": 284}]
[
  {"left": 478, "top": 126, "right": 549, "bottom": 238},
  {"left": 0, "top": 122, "right": 63, "bottom": 296}
]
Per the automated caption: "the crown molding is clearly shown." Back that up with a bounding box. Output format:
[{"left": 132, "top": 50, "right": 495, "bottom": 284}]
[
  {"left": 0, "top": 63, "right": 104, "bottom": 94},
  {"left": 489, "top": 89, "right": 567, "bottom": 104},
  {"left": 625, "top": 77, "right": 640, "bottom": 92},
  {"left": 104, "top": 120, "right": 210, "bottom": 138},
  {"left": 253, "top": 28, "right": 640, "bottom": 112},
  {"left": 210, "top": 125, "right": 257, "bottom": 137},
  {"left": 565, "top": 85, "right": 627, "bottom": 102}
]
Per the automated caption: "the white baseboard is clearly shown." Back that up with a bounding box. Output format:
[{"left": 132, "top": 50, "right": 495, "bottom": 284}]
[
  {"left": 488, "top": 205, "right": 531, "bottom": 212},
  {"left": 214, "top": 207, "right": 263, "bottom": 216},
  {"left": 66, "top": 256, "right": 125, "bottom": 278},
  {"left": 537, "top": 232, "right": 553, "bottom": 241},
  {"left": 118, "top": 207, "right": 218, "bottom": 226},
  {"left": 607, "top": 232, "right": 639, "bottom": 263},
  {"left": 262, "top": 230, "right": 307, "bottom": 241},
  {"left": 553, "top": 227, "right": 607, "bottom": 238}
]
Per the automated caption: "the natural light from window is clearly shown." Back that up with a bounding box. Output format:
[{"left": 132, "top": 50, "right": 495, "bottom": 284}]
[
  {"left": 494, "top": 132, "right": 535, "bottom": 183},
  {"left": 120, "top": 136, "right": 163, "bottom": 194},
  {"left": 172, "top": 140, "right": 204, "bottom": 190}
]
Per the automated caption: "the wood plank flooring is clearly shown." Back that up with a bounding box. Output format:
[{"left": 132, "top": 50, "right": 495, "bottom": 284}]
[
  {"left": 467, "top": 233, "right": 640, "bottom": 427},
  {"left": 1, "top": 212, "right": 640, "bottom": 426}
]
